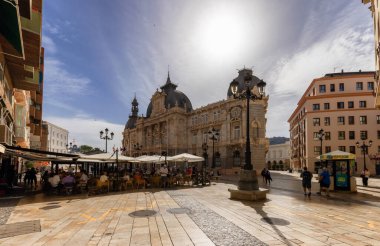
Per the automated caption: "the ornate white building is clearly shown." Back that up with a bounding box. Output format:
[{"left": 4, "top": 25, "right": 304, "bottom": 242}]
[{"left": 122, "top": 68, "right": 269, "bottom": 173}]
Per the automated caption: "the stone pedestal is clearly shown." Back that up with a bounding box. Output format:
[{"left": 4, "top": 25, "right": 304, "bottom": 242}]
[{"left": 228, "top": 169, "right": 268, "bottom": 201}]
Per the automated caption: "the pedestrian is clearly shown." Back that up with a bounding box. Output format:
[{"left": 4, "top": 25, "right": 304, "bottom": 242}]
[
  {"left": 261, "top": 168, "right": 267, "bottom": 183},
  {"left": 30, "top": 167, "right": 37, "bottom": 190},
  {"left": 300, "top": 166, "right": 313, "bottom": 197},
  {"left": 264, "top": 169, "right": 272, "bottom": 185},
  {"left": 318, "top": 167, "right": 330, "bottom": 197},
  {"left": 160, "top": 164, "right": 169, "bottom": 188},
  {"left": 361, "top": 168, "right": 370, "bottom": 187}
]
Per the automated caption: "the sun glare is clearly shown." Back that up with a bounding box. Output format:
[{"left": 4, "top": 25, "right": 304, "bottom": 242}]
[{"left": 196, "top": 6, "right": 247, "bottom": 60}]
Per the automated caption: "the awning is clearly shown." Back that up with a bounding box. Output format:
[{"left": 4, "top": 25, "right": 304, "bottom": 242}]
[{"left": 317, "top": 150, "right": 356, "bottom": 160}]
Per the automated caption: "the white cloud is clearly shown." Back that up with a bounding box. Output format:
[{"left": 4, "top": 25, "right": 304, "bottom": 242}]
[
  {"left": 42, "top": 36, "right": 57, "bottom": 54},
  {"left": 44, "top": 58, "right": 91, "bottom": 99},
  {"left": 44, "top": 116, "right": 125, "bottom": 152}
]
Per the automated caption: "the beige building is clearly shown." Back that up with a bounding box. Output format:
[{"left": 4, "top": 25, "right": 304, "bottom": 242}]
[
  {"left": 266, "top": 140, "right": 290, "bottom": 171},
  {"left": 41, "top": 121, "right": 69, "bottom": 153},
  {"left": 288, "top": 71, "right": 380, "bottom": 174},
  {"left": 123, "top": 69, "right": 269, "bottom": 173}
]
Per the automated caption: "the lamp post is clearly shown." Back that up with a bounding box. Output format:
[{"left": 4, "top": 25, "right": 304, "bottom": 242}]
[
  {"left": 99, "top": 128, "right": 114, "bottom": 153},
  {"left": 208, "top": 127, "right": 219, "bottom": 169},
  {"left": 133, "top": 142, "right": 142, "bottom": 157},
  {"left": 66, "top": 141, "right": 78, "bottom": 154},
  {"left": 202, "top": 142, "right": 209, "bottom": 185},
  {"left": 356, "top": 140, "right": 372, "bottom": 170},
  {"left": 229, "top": 74, "right": 266, "bottom": 191},
  {"left": 317, "top": 128, "right": 325, "bottom": 168}
]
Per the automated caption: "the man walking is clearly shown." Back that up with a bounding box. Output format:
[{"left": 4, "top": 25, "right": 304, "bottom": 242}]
[
  {"left": 318, "top": 167, "right": 330, "bottom": 197},
  {"left": 300, "top": 167, "right": 313, "bottom": 197}
]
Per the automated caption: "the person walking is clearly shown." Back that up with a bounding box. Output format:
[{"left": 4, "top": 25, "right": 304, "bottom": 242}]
[
  {"left": 300, "top": 166, "right": 313, "bottom": 197},
  {"left": 261, "top": 168, "right": 267, "bottom": 183},
  {"left": 318, "top": 167, "right": 330, "bottom": 197},
  {"left": 361, "top": 168, "right": 370, "bottom": 187},
  {"left": 264, "top": 169, "right": 272, "bottom": 185}
]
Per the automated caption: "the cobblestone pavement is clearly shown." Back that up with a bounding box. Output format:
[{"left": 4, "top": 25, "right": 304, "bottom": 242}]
[
  {"left": 0, "top": 197, "right": 21, "bottom": 225},
  {"left": 0, "top": 172, "right": 380, "bottom": 245}
]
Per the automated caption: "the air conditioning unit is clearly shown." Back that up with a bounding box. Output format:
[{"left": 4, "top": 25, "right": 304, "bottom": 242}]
[{"left": 0, "top": 124, "right": 12, "bottom": 145}]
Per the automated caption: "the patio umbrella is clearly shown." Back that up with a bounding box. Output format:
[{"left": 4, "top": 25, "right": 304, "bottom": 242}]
[
  {"left": 169, "top": 153, "right": 204, "bottom": 162},
  {"left": 316, "top": 150, "right": 356, "bottom": 160},
  {"left": 135, "top": 155, "right": 167, "bottom": 163}
]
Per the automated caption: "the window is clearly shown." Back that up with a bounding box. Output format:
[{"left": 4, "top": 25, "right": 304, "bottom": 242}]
[
  {"left": 359, "top": 101, "right": 366, "bottom": 108},
  {"left": 348, "top": 116, "right": 355, "bottom": 125},
  {"left": 338, "top": 131, "right": 345, "bottom": 140},
  {"left": 356, "top": 82, "right": 363, "bottom": 90},
  {"left": 348, "top": 101, "right": 354, "bottom": 108},
  {"left": 339, "top": 83, "right": 344, "bottom": 91},
  {"left": 312, "top": 104, "right": 320, "bottom": 111},
  {"left": 377, "top": 115, "right": 380, "bottom": 124},
  {"left": 324, "top": 103, "right": 330, "bottom": 110},
  {"left": 233, "top": 126, "right": 240, "bottom": 140},
  {"left": 349, "top": 131, "right": 355, "bottom": 140},
  {"left": 313, "top": 132, "right": 320, "bottom": 140},
  {"left": 337, "top": 116, "right": 345, "bottom": 125},
  {"left": 325, "top": 132, "right": 331, "bottom": 140},
  {"left": 360, "top": 131, "right": 368, "bottom": 140},
  {"left": 338, "top": 146, "right": 346, "bottom": 151},
  {"left": 330, "top": 84, "right": 335, "bottom": 92},
  {"left": 314, "top": 146, "right": 321, "bottom": 155},
  {"left": 319, "top": 85, "right": 326, "bottom": 93},
  {"left": 192, "top": 133, "right": 197, "bottom": 144},
  {"left": 349, "top": 146, "right": 356, "bottom": 154},
  {"left": 359, "top": 116, "right": 367, "bottom": 125},
  {"left": 337, "top": 102, "right": 344, "bottom": 109},
  {"left": 313, "top": 118, "right": 320, "bottom": 126},
  {"left": 368, "top": 82, "right": 374, "bottom": 90},
  {"left": 324, "top": 117, "right": 330, "bottom": 126},
  {"left": 325, "top": 146, "right": 331, "bottom": 153},
  {"left": 378, "top": 130, "right": 380, "bottom": 139}
]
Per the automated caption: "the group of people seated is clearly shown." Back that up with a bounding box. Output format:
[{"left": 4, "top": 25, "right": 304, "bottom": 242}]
[{"left": 42, "top": 170, "right": 88, "bottom": 195}]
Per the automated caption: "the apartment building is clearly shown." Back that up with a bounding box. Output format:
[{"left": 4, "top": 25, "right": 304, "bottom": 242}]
[
  {"left": 266, "top": 139, "right": 290, "bottom": 171},
  {"left": 41, "top": 121, "right": 69, "bottom": 153},
  {"left": 288, "top": 71, "right": 380, "bottom": 175}
]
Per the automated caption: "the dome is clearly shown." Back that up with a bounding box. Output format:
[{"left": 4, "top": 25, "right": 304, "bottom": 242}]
[
  {"left": 125, "top": 116, "right": 137, "bottom": 130},
  {"left": 146, "top": 73, "right": 193, "bottom": 117},
  {"left": 227, "top": 68, "right": 263, "bottom": 98}
]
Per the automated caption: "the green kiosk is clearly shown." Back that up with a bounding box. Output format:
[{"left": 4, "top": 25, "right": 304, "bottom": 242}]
[{"left": 318, "top": 150, "right": 357, "bottom": 192}]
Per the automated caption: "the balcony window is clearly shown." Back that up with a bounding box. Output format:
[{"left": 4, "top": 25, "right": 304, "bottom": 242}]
[
  {"left": 319, "top": 85, "right": 326, "bottom": 93},
  {"left": 324, "top": 117, "right": 330, "bottom": 126},
  {"left": 324, "top": 103, "right": 330, "bottom": 110},
  {"left": 314, "top": 146, "right": 321, "bottom": 155},
  {"left": 348, "top": 116, "right": 355, "bottom": 125},
  {"left": 356, "top": 82, "right": 363, "bottom": 90},
  {"left": 234, "top": 126, "right": 240, "bottom": 140},
  {"left": 349, "top": 146, "right": 356, "bottom": 154},
  {"left": 359, "top": 101, "right": 366, "bottom": 108},
  {"left": 312, "top": 104, "right": 320, "bottom": 111},
  {"left": 337, "top": 116, "right": 345, "bottom": 125},
  {"left": 325, "top": 146, "right": 331, "bottom": 153},
  {"left": 313, "top": 118, "right": 320, "bottom": 126},
  {"left": 368, "top": 82, "right": 374, "bottom": 90},
  {"left": 349, "top": 131, "right": 355, "bottom": 140},
  {"left": 338, "top": 131, "right": 345, "bottom": 140},
  {"left": 338, "top": 146, "right": 346, "bottom": 151},
  {"left": 337, "top": 102, "right": 344, "bottom": 109},
  {"left": 339, "top": 83, "right": 344, "bottom": 91},
  {"left": 313, "top": 132, "right": 320, "bottom": 140},
  {"left": 359, "top": 116, "right": 367, "bottom": 125},
  {"left": 348, "top": 101, "right": 354, "bottom": 108},
  {"left": 377, "top": 115, "right": 380, "bottom": 124},
  {"left": 325, "top": 132, "right": 331, "bottom": 140},
  {"left": 330, "top": 84, "right": 335, "bottom": 92},
  {"left": 360, "top": 131, "right": 368, "bottom": 140}
]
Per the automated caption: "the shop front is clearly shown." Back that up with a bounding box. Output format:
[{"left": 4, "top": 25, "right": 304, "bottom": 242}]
[{"left": 318, "top": 150, "right": 357, "bottom": 192}]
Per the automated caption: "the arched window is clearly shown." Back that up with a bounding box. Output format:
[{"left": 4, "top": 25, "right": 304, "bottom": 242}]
[{"left": 233, "top": 150, "right": 240, "bottom": 167}]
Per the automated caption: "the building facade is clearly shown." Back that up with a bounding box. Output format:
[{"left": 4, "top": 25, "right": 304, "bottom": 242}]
[
  {"left": 41, "top": 121, "right": 69, "bottom": 153},
  {"left": 266, "top": 140, "right": 290, "bottom": 170},
  {"left": 123, "top": 69, "right": 269, "bottom": 173},
  {"left": 288, "top": 71, "right": 380, "bottom": 174}
]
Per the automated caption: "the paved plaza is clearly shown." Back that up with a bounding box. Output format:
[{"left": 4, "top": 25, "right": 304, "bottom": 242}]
[{"left": 1, "top": 171, "right": 380, "bottom": 246}]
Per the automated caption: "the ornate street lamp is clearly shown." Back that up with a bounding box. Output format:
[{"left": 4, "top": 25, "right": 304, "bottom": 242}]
[
  {"left": 318, "top": 128, "right": 325, "bottom": 168},
  {"left": 356, "top": 140, "right": 372, "bottom": 170},
  {"left": 99, "top": 128, "right": 114, "bottom": 153},
  {"left": 229, "top": 74, "right": 266, "bottom": 191},
  {"left": 202, "top": 142, "right": 208, "bottom": 186},
  {"left": 66, "top": 141, "right": 78, "bottom": 154},
  {"left": 208, "top": 127, "right": 219, "bottom": 169}
]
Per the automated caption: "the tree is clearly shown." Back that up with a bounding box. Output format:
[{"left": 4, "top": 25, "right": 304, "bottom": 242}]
[{"left": 79, "top": 145, "right": 94, "bottom": 153}]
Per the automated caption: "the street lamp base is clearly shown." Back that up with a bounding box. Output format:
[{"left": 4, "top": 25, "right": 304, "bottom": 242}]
[{"left": 237, "top": 169, "right": 260, "bottom": 191}]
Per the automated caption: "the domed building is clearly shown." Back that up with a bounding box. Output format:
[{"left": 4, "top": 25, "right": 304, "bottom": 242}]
[{"left": 123, "top": 68, "right": 269, "bottom": 173}]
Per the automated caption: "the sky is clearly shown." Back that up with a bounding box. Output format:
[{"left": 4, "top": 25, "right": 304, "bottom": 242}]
[{"left": 41, "top": 0, "right": 375, "bottom": 150}]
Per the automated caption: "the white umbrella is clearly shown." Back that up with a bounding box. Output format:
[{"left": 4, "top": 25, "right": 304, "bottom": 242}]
[
  {"left": 169, "top": 153, "right": 204, "bottom": 162},
  {"left": 135, "top": 155, "right": 167, "bottom": 163},
  {"left": 80, "top": 153, "right": 137, "bottom": 162}
]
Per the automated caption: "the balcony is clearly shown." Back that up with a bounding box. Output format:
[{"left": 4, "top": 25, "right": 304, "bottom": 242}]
[
  {"left": 0, "top": 124, "right": 13, "bottom": 145},
  {"left": 14, "top": 126, "right": 30, "bottom": 147},
  {"left": 34, "top": 108, "right": 42, "bottom": 120}
]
